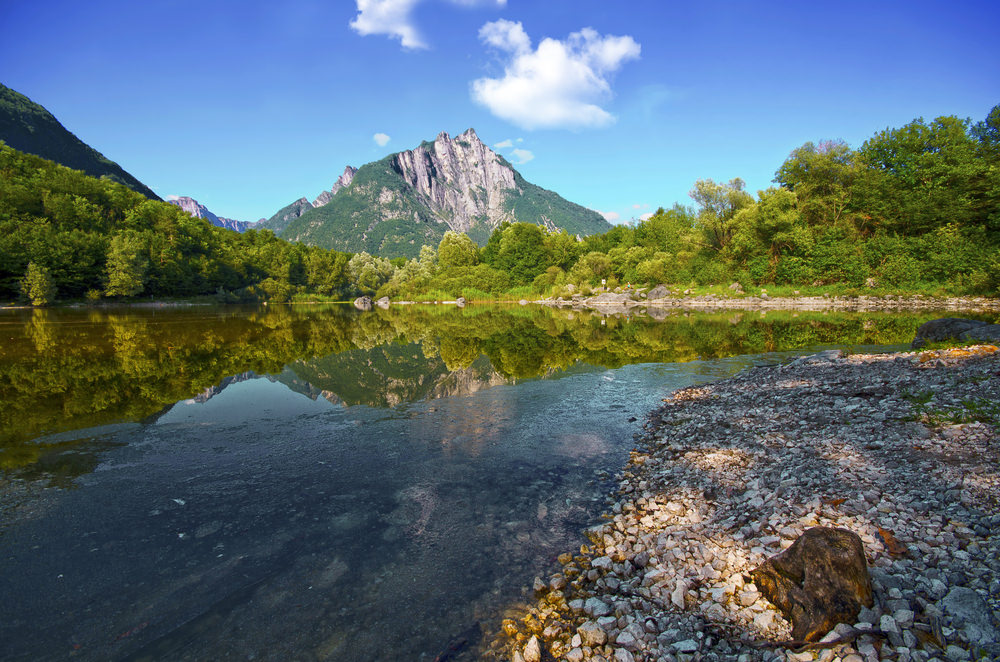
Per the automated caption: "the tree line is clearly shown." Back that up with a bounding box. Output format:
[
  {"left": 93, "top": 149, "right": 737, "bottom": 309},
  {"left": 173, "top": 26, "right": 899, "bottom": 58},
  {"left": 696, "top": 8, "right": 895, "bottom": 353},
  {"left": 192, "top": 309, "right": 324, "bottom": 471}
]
[{"left": 2, "top": 104, "right": 998, "bottom": 306}]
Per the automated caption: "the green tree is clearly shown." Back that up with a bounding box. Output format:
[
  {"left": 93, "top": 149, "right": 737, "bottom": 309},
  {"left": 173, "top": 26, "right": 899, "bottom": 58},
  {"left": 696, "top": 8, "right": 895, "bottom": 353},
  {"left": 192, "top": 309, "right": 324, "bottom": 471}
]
[
  {"left": 855, "top": 115, "right": 982, "bottom": 234},
  {"left": 689, "top": 178, "right": 754, "bottom": 251},
  {"left": 484, "top": 223, "right": 552, "bottom": 285},
  {"left": 105, "top": 232, "right": 149, "bottom": 297},
  {"left": 774, "top": 140, "right": 859, "bottom": 230},
  {"left": 20, "top": 261, "right": 56, "bottom": 306},
  {"left": 437, "top": 231, "right": 480, "bottom": 268},
  {"left": 348, "top": 251, "right": 394, "bottom": 294}
]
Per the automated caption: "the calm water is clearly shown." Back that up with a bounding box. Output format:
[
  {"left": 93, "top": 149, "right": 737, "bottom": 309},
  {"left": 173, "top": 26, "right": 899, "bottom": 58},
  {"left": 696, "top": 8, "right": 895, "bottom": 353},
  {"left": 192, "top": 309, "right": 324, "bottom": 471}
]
[{"left": 0, "top": 304, "right": 954, "bottom": 661}]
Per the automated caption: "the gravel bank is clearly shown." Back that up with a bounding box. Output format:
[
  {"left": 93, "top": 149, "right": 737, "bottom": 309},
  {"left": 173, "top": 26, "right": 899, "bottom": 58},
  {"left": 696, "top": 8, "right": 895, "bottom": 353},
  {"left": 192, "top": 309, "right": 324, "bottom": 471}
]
[{"left": 497, "top": 345, "right": 1000, "bottom": 662}]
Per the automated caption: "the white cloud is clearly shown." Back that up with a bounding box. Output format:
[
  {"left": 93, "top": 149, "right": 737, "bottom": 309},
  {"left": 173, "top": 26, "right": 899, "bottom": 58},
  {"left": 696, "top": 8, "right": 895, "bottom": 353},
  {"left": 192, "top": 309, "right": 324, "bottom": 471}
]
[
  {"left": 351, "top": 0, "right": 425, "bottom": 49},
  {"left": 351, "top": 0, "right": 505, "bottom": 49},
  {"left": 374, "top": 132, "right": 391, "bottom": 146},
  {"left": 597, "top": 210, "right": 620, "bottom": 223},
  {"left": 166, "top": 194, "right": 180, "bottom": 201},
  {"left": 472, "top": 21, "right": 640, "bottom": 130},
  {"left": 478, "top": 18, "right": 530, "bottom": 54},
  {"left": 510, "top": 148, "right": 534, "bottom": 164},
  {"left": 639, "top": 212, "right": 654, "bottom": 221},
  {"left": 493, "top": 139, "right": 513, "bottom": 149},
  {"left": 632, "top": 203, "right": 642, "bottom": 209}
]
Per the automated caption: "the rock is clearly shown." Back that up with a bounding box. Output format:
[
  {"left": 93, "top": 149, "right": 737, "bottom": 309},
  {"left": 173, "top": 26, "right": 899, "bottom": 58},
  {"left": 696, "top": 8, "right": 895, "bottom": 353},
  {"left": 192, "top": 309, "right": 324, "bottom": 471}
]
[
  {"left": 911, "top": 317, "right": 989, "bottom": 348},
  {"left": 353, "top": 296, "right": 373, "bottom": 311},
  {"left": 671, "top": 580, "right": 688, "bottom": 609},
  {"left": 592, "top": 556, "right": 613, "bottom": 571},
  {"left": 672, "top": 639, "right": 699, "bottom": 653},
  {"left": 578, "top": 621, "right": 607, "bottom": 646},
  {"left": 587, "top": 292, "right": 634, "bottom": 304},
  {"left": 585, "top": 597, "right": 612, "bottom": 617},
  {"left": 959, "top": 323, "right": 1000, "bottom": 344},
  {"left": 613, "top": 649, "right": 635, "bottom": 662},
  {"left": 941, "top": 586, "right": 999, "bottom": 644},
  {"left": 750, "top": 527, "right": 873, "bottom": 642},
  {"left": 376, "top": 296, "right": 390, "bottom": 309},
  {"left": 565, "top": 648, "right": 584, "bottom": 662},
  {"left": 456, "top": 296, "right": 466, "bottom": 307},
  {"left": 728, "top": 282, "right": 744, "bottom": 293},
  {"left": 646, "top": 284, "right": 670, "bottom": 300},
  {"left": 522, "top": 635, "right": 541, "bottom": 662}
]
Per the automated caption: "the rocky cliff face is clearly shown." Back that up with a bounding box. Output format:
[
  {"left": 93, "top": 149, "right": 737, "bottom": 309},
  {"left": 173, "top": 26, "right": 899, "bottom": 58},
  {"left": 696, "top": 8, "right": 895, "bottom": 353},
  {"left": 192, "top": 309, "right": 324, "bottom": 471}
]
[
  {"left": 278, "top": 128, "right": 610, "bottom": 258},
  {"left": 391, "top": 129, "right": 516, "bottom": 233},
  {"left": 168, "top": 196, "right": 253, "bottom": 232},
  {"left": 313, "top": 166, "right": 358, "bottom": 207}
]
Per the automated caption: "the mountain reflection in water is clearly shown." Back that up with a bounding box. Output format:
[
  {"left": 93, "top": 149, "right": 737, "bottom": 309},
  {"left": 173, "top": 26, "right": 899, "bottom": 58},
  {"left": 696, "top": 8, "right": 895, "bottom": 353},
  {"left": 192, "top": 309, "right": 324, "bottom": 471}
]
[{"left": 0, "top": 303, "right": 951, "bottom": 661}]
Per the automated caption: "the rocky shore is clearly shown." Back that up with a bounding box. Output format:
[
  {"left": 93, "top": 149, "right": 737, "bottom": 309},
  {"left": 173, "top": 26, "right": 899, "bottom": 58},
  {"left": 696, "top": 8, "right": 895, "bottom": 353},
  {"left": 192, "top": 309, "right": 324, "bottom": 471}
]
[
  {"left": 538, "top": 290, "right": 1000, "bottom": 316},
  {"left": 495, "top": 345, "right": 1000, "bottom": 662}
]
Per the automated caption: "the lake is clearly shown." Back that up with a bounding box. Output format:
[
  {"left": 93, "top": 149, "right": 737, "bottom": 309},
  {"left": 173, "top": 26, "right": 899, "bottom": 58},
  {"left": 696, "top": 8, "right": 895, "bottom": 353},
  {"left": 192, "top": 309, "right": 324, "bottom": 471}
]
[{"left": 0, "top": 303, "right": 953, "bottom": 661}]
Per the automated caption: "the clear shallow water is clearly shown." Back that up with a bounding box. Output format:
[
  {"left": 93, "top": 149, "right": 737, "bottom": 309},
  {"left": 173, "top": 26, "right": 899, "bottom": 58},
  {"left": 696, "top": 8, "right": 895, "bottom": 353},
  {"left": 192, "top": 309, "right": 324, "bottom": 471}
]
[{"left": 0, "top": 304, "right": 945, "bottom": 661}]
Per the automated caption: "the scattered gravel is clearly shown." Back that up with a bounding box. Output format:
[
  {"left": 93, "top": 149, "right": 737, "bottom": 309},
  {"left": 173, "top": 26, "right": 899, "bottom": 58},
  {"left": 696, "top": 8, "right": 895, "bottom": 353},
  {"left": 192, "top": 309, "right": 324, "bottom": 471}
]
[{"left": 495, "top": 345, "right": 1000, "bottom": 662}]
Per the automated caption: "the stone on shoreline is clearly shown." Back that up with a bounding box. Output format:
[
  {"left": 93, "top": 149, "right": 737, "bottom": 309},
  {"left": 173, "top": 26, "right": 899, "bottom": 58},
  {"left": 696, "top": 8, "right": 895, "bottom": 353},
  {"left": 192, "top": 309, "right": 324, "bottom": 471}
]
[{"left": 750, "top": 527, "right": 873, "bottom": 642}]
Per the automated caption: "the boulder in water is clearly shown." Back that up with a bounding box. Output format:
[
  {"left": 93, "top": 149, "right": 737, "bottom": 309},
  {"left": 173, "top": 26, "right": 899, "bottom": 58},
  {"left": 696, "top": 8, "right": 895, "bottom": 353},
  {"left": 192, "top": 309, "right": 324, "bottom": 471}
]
[{"left": 353, "top": 296, "right": 373, "bottom": 311}]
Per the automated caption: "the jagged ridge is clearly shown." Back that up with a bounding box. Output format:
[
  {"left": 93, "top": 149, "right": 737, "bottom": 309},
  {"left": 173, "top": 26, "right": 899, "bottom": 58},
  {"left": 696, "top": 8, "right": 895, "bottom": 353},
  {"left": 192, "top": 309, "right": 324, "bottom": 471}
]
[{"left": 167, "top": 196, "right": 254, "bottom": 232}]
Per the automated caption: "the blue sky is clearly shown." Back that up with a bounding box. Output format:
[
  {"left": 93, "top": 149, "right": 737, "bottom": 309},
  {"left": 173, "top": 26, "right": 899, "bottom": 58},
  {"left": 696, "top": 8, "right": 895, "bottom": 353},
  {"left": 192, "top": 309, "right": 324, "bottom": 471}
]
[{"left": 2, "top": 0, "right": 998, "bottom": 225}]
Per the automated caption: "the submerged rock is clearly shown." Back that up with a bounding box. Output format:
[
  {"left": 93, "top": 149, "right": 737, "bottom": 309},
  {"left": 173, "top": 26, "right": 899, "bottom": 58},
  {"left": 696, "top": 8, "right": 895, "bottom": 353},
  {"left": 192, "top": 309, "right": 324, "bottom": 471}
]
[{"left": 750, "top": 526, "right": 873, "bottom": 642}]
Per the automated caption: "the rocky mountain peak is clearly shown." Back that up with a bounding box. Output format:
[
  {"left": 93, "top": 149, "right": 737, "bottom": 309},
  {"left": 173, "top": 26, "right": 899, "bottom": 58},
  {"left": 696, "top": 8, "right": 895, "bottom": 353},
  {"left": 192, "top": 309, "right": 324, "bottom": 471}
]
[
  {"left": 314, "top": 166, "right": 358, "bottom": 207},
  {"left": 391, "top": 127, "right": 516, "bottom": 233}
]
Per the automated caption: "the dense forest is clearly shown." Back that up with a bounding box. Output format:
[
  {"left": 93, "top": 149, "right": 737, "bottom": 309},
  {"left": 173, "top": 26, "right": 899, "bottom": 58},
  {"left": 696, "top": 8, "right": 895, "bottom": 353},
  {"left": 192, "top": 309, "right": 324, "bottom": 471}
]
[{"left": 1, "top": 105, "right": 997, "bottom": 306}]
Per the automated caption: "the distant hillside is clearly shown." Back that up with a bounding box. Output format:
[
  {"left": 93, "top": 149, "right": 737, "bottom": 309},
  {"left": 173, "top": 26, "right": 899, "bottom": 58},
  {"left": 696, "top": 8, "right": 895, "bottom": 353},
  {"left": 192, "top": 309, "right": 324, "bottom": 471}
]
[
  {"left": 0, "top": 83, "right": 159, "bottom": 200},
  {"left": 276, "top": 129, "right": 610, "bottom": 258},
  {"left": 168, "top": 196, "right": 255, "bottom": 232}
]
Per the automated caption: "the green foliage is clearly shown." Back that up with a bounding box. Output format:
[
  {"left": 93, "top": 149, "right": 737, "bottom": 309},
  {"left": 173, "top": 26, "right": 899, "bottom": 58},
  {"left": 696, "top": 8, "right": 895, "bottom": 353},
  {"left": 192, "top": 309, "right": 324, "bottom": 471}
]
[
  {"left": 482, "top": 222, "right": 552, "bottom": 285},
  {"left": 0, "top": 143, "right": 354, "bottom": 302},
  {"left": 20, "top": 261, "right": 56, "bottom": 306},
  {"left": 690, "top": 178, "right": 755, "bottom": 251},
  {"left": 437, "top": 231, "right": 480, "bottom": 267}
]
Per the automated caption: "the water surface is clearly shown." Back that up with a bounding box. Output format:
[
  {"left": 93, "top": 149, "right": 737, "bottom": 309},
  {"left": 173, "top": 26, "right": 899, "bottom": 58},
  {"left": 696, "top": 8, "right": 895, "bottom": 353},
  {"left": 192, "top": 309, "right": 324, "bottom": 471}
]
[{"left": 0, "top": 304, "right": 957, "bottom": 660}]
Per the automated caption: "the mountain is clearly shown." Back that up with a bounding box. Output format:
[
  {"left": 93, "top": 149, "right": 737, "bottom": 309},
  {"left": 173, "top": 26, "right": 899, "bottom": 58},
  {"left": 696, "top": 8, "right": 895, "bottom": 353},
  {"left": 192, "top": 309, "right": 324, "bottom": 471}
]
[
  {"left": 257, "top": 166, "right": 358, "bottom": 235},
  {"left": 167, "top": 195, "right": 254, "bottom": 232},
  {"left": 274, "top": 129, "right": 610, "bottom": 258},
  {"left": 0, "top": 83, "right": 159, "bottom": 200}
]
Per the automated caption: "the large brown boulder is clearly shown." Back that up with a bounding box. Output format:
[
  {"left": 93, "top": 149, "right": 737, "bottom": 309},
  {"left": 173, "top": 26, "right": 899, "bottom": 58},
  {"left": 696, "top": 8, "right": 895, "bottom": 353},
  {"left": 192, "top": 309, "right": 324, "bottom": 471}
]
[{"left": 750, "top": 527, "right": 873, "bottom": 642}]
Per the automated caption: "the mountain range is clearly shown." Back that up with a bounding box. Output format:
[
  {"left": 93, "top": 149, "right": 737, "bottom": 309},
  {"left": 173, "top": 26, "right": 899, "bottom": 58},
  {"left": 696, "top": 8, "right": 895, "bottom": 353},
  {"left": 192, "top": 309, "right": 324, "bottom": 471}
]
[
  {"left": 166, "top": 196, "right": 257, "bottom": 232},
  {"left": 2, "top": 84, "right": 611, "bottom": 258},
  {"left": 0, "top": 83, "right": 159, "bottom": 200}
]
